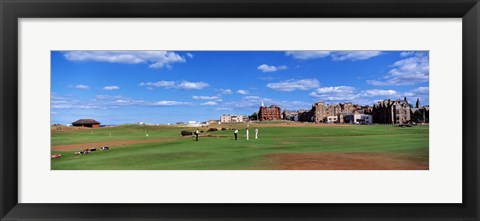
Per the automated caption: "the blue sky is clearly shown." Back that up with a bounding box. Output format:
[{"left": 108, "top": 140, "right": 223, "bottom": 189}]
[{"left": 51, "top": 50, "right": 429, "bottom": 125}]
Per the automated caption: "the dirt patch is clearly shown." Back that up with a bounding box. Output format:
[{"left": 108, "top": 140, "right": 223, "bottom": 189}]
[
  {"left": 52, "top": 138, "right": 176, "bottom": 152},
  {"left": 180, "top": 134, "right": 228, "bottom": 138},
  {"left": 262, "top": 152, "right": 428, "bottom": 170},
  {"left": 204, "top": 134, "right": 229, "bottom": 138}
]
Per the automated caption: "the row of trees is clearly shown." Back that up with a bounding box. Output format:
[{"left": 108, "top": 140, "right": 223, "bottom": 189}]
[
  {"left": 249, "top": 112, "right": 258, "bottom": 121},
  {"left": 411, "top": 110, "right": 428, "bottom": 123}
]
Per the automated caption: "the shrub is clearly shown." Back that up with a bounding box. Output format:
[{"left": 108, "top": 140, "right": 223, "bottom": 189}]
[
  {"left": 207, "top": 128, "right": 218, "bottom": 132},
  {"left": 181, "top": 130, "right": 193, "bottom": 136},
  {"left": 221, "top": 128, "right": 227, "bottom": 131},
  {"left": 200, "top": 130, "right": 204, "bottom": 133}
]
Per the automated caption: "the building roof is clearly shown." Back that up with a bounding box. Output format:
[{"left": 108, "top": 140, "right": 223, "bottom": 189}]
[{"left": 72, "top": 119, "right": 100, "bottom": 124}]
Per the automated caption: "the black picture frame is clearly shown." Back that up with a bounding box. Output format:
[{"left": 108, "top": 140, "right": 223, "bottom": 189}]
[{"left": 1, "top": 0, "right": 479, "bottom": 220}]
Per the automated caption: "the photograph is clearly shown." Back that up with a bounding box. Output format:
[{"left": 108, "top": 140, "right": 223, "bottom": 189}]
[
  {"left": 3, "top": 0, "right": 478, "bottom": 219},
  {"left": 50, "top": 50, "right": 429, "bottom": 170}
]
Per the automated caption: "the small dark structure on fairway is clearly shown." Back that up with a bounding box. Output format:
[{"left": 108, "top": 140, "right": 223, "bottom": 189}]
[{"left": 72, "top": 119, "right": 101, "bottom": 128}]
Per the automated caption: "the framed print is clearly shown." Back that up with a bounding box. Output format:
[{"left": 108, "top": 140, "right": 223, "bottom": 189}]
[{"left": 1, "top": 0, "right": 479, "bottom": 220}]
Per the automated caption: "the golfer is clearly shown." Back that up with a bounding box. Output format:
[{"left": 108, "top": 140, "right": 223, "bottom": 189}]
[
  {"left": 246, "top": 128, "right": 249, "bottom": 140},
  {"left": 195, "top": 128, "right": 199, "bottom": 141},
  {"left": 234, "top": 129, "right": 238, "bottom": 140},
  {"left": 254, "top": 128, "right": 258, "bottom": 139}
]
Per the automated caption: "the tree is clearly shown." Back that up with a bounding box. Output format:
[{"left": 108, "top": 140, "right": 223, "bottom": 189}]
[
  {"left": 411, "top": 110, "right": 424, "bottom": 123},
  {"left": 249, "top": 112, "right": 258, "bottom": 121}
]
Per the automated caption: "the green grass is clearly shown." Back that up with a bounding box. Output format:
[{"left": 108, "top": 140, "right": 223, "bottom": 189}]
[
  {"left": 51, "top": 124, "right": 429, "bottom": 170},
  {"left": 51, "top": 124, "right": 179, "bottom": 146}
]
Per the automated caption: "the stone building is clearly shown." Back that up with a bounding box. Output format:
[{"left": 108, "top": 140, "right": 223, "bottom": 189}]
[
  {"left": 312, "top": 102, "right": 326, "bottom": 123},
  {"left": 258, "top": 104, "right": 281, "bottom": 121},
  {"left": 361, "top": 105, "right": 373, "bottom": 114},
  {"left": 372, "top": 97, "right": 411, "bottom": 124},
  {"left": 220, "top": 114, "right": 248, "bottom": 123},
  {"left": 326, "top": 116, "right": 338, "bottom": 123},
  {"left": 344, "top": 114, "right": 373, "bottom": 124},
  {"left": 282, "top": 109, "right": 299, "bottom": 121},
  {"left": 298, "top": 109, "right": 314, "bottom": 122},
  {"left": 283, "top": 101, "right": 365, "bottom": 124},
  {"left": 339, "top": 103, "right": 357, "bottom": 115},
  {"left": 279, "top": 97, "right": 427, "bottom": 125},
  {"left": 313, "top": 102, "right": 361, "bottom": 123},
  {"left": 410, "top": 98, "right": 430, "bottom": 123}
]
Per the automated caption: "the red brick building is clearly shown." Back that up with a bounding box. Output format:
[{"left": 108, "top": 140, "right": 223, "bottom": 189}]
[{"left": 258, "top": 105, "right": 281, "bottom": 121}]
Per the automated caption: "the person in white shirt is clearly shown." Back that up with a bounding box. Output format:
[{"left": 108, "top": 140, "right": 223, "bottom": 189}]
[
  {"left": 234, "top": 129, "right": 238, "bottom": 140},
  {"left": 254, "top": 128, "right": 258, "bottom": 139},
  {"left": 195, "top": 129, "right": 199, "bottom": 141}
]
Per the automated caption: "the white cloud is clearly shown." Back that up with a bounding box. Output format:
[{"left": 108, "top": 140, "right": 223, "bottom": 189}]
[
  {"left": 75, "top": 84, "right": 90, "bottom": 90},
  {"left": 285, "top": 51, "right": 381, "bottom": 61},
  {"left": 215, "top": 107, "right": 232, "bottom": 111},
  {"left": 177, "top": 81, "right": 209, "bottom": 90},
  {"left": 139, "top": 81, "right": 208, "bottom": 90},
  {"left": 257, "top": 64, "right": 287, "bottom": 72},
  {"left": 400, "top": 51, "right": 414, "bottom": 57},
  {"left": 52, "top": 93, "right": 197, "bottom": 110},
  {"left": 52, "top": 94, "right": 144, "bottom": 110},
  {"left": 237, "top": 90, "right": 249, "bottom": 95},
  {"left": 63, "top": 51, "right": 186, "bottom": 69},
  {"left": 93, "top": 95, "right": 145, "bottom": 106},
  {"left": 367, "top": 52, "right": 429, "bottom": 86},
  {"left": 309, "top": 86, "right": 400, "bottom": 105},
  {"left": 285, "top": 51, "right": 331, "bottom": 60},
  {"left": 115, "top": 99, "right": 128, "bottom": 104},
  {"left": 229, "top": 96, "right": 273, "bottom": 109},
  {"left": 218, "top": 89, "right": 233, "bottom": 95},
  {"left": 192, "top": 95, "right": 220, "bottom": 100},
  {"left": 361, "top": 89, "right": 397, "bottom": 97},
  {"left": 186, "top": 53, "right": 194, "bottom": 59},
  {"left": 312, "top": 86, "right": 355, "bottom": 94},
  {"left": 411, "top": 86, "right": 429, "bottom": 94},
  {"left": 51, "top": 95, "right": 77, "bottom": 109},
  {"left": 276, "top": 100, "right": 312, "bottom": 110},
  {"left": 224, "top": 95, "right": 311, "bottom": 111},
  {"left": 331, "top": 51, "right": 382, "bottom": 61},
  {"left": 309, "top": 86, "right": 356, "bottom": 101},
  {"left": 201, "top": 101, "right": 218, "bottom": 106},
  {"left": 266, "top": 79, "right": 320, "bottom": 91},
  {"left": 139, "top": 81, "right": 175, "bottom": 87},
  {"left": 404, "top": 87, "right": 429, "bottom": 104},
  {"left": 103, "top": 85, "right": 120, "bottom": 90},
  {"left": 242, "top": 96, "right": 261, "bottom": 100},
  {"left": 152, "top": 101, "right": 191, "bottom": 106}
]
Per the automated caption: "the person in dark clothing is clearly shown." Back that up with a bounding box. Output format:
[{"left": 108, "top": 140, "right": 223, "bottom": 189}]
[{"left": 234, "top": 129, "right": 238, "bottom": 140}]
